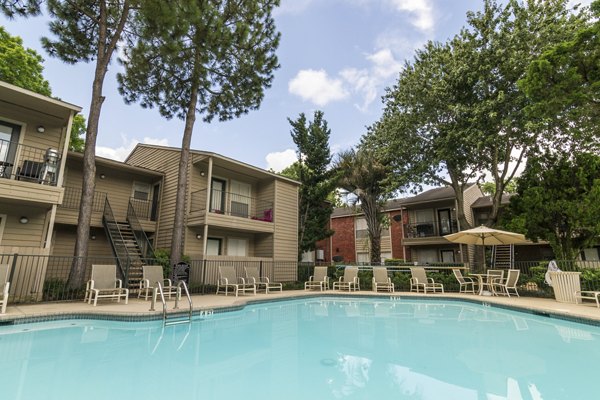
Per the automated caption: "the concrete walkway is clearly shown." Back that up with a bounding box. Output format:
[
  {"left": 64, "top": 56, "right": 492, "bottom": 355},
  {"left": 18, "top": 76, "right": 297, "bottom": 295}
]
[{"left": 1, "top": 290, "right": 599, "bottom": 324}]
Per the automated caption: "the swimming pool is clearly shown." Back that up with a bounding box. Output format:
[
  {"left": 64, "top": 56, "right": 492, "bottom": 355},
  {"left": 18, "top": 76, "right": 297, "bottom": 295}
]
[{"left": 1, "top": 298, "right": 599, "bottom": 399}]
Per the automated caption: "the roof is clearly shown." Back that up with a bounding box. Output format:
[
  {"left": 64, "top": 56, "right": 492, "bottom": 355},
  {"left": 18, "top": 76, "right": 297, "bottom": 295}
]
[
  {"left": 68, "top": 151, "right": 164, "bottom": 177},
  {"left": 126, "top": 144, "right": 300, "bottom": 185},
  {"left": 471, "top": 193, "right": 513, "bottom": 208},
  {"left": 0, "top": 81, "right": 82, "bottom": 123}
]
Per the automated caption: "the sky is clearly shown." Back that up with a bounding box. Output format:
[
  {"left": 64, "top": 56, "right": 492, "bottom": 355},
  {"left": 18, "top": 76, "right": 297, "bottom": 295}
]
[{"left": 0, "top": 0, "right": 592, "bottom": 172}]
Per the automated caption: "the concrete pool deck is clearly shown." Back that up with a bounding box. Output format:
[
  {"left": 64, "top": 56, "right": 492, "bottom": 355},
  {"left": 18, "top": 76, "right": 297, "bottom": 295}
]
[{"left": 1, "top": 290, "right": 599, "bottom": 324}]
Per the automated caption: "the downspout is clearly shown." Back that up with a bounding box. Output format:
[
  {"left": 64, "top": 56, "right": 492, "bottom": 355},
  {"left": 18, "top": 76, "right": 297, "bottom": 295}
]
[
  {"left": 400, "top": 207, "right": 406, "bottom": 261},
  {"left": 202, "top": 156, "right": 213, "bottom": 256}
]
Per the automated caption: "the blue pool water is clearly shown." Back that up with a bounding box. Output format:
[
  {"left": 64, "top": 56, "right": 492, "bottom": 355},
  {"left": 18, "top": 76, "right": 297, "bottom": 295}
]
[{"left": 1, "top": 298, "right": 599, "bottom": 399}]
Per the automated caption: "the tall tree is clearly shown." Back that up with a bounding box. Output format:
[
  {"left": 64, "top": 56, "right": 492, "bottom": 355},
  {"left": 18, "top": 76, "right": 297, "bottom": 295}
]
[
  {"left": 365, "top": 0, "right": 584, "bottom": 227},
  {"left": 334, "top": 147, "right": 392, "bottom": 264},
  {"left": 118, "top": 0, "right": 280, "bottom": 265},
  {"left": 1, "top": 1, "right": 138, "bottom": 287},
  {"left": 503, "top": 152, "right": 600, "bottom": 260},
  {"left": 288, "top": 111, "right": 335, "bottom": 259}
]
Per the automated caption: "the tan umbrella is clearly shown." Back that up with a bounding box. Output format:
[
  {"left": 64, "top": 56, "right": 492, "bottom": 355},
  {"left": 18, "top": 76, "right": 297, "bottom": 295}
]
[{"left": 444, "top": 225, "right": 527, "bottom": 269}]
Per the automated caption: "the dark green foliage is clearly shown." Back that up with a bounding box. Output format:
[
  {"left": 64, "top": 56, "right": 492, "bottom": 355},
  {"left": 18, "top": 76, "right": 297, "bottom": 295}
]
[
  {"left": 335, "top": 147, "right": 393, "bottom": 264},
  {"left": 153, "top": 248, "right": 191, "bottom": 278},
  {"left": 0, "top": 0, "right": 42, "bottom": 17},
  {"left": 505, "top": 152, "right": 600, "bottom": 260},
  {"left": 69, "top": 114, "right": 86, "bottom": 152},
  {"left": 288, "top": 111, "right": 335, "bottom": 257}
]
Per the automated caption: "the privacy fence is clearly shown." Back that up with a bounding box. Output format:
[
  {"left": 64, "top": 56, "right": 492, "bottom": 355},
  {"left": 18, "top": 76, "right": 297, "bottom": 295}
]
[{"left": 2, "top": 253, "right": 599, "bottom": 304}]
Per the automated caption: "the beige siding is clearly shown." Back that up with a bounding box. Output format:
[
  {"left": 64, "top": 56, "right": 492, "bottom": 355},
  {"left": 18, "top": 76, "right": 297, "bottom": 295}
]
[
  {"left": 254, "top": 232, "right": 273, "bottom": 258},
  {"left": 128, "top": 146, "right": 183, "bottom": 251},
  {"left": 463, "top": 185, "right": 483, "bottom": 227},
  {"left": 0, "top": 202, "right": 49, "bottom": 248},
  {"left": 273, "top": 180, "right": 298, "bottom": 261}
]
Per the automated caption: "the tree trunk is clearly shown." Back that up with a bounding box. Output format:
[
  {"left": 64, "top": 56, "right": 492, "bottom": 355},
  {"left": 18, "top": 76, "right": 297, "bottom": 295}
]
[
  {"left": 361, "top": 196, "right": 382, "bottom": 264},
  {"left": 451, "top": 182, "right": 472, "bottom": 230},
  {"left": 68, "top": 1, "right": 124, "bottom": 289},
  {"left": 170, "top": 85, "right": 199, "bottom": 266}
]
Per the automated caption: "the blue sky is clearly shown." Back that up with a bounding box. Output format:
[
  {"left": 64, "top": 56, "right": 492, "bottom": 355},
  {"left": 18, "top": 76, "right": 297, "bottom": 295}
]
[{"left": 0, "top": 0, "right": 591, "bottom": 171}]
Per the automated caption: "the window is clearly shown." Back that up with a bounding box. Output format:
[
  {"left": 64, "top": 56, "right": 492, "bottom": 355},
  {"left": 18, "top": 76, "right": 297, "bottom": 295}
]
[
  {"left": 132, "top": 182, "right": 151, "bottom": 201},
  {"left": 230, "top": 180, "right": 251, "bottom": 218},
  {"left": 0, "top": 121, "right": 21, "bottom": 178},
  {"left": 210, "top": 178, "right": 226, "bottom": 212},
  {"left": 206, "top": 238, "right": 222, "bottom": 256},
  {"left": 440, "top": 250, "right": 455, "bottom": 263},
  {"left": 380, "top": 252, "right": 392, "bottom": 264},
  {"left": 357, "top": 252, "right": 370, "bottom": 264},
  {"left": 227, "top": 237, "right": 248, "bottom": 256},
  {"left": 0, "top": 214, "right": 6, "bottom": 244},
  {"left": 355, "top": 218, "right": 368, "bottom": 239}
]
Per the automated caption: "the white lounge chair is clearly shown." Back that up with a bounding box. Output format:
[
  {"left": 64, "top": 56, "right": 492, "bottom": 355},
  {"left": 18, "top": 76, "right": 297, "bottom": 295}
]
[
  {"left": 372, "top": 267, "right": 394, "bottom": 292},
  {"left": 138, "top": 265, "right": 180, "bottom": 300},
  {"left": 245, "top": 266, "right": 282, "bottom": 294},
  {"left": 333, "top": 266, "right": 360, "bottom": 291},
  {"left": 85, "top": 264, "right": 129, "bottom": 306},
  {"left": 216, "top": 266, "right": 256, "bottom": 297},
  {"left": 491, "top": 269, "right": 520, "bottom": 297},
  {"left": 0, "top": 264, "right": 10, "bottom": 314},
  {"left": 480, "top": 269, "right": 504, "bottom": 295},
  {"left": 305, "top": 266, "right": 330, "bottom": 291},
  {"left": 452, "top": 268, "right": 476, "bottom": 293},
  {"left": 410, "top": 267, "right": 444, "bottom": 293}
]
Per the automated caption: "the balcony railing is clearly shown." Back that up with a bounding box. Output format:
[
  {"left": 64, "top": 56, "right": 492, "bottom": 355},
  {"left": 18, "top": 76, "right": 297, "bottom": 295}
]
[
  {"left": 59, "top": 186, "right": 107, "bottom": 212},
  {"left": 404, "top": 219, "right": 459, "bottom": 238},
  {"left": 0, "top": 139, "right": 62, "bottom": 186},
  {"left": 191, "top": 188, "right": 274, "bottom": 222},
  {"left": 129, "top": 197, "right": 156, "bottom": 220}
]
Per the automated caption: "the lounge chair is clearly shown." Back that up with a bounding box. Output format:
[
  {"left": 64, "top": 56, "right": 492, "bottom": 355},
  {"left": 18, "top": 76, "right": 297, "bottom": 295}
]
[
  {"left": 305, "top": 266, "right": 330, "bottom": 291},
  {"left": 333, "top": 266, "right": 360, "bottom": 291},
  {"left": 0, "top": 264, "right": 10, "bottom": 314},
  {"left": 85, "top": 264, "right": 129, "bottom": 306},
  {"left": 372, "top": 267, "right": 394, "bottom": 292},
  {"left": 491, "top": 269, "right": 520, "bottom": 297},
  {"left": 138, "top": 265, "right": 180, "bottom": 300},
  {"left": 410, "top": 267, "right": 444, "bottom": 293},
  {"left": 216, "top": 265, "right": 256, "bottom": 297},
  {"left": 452, "top": 269, "right": 476, "bottom": 294},
  {"left": 245, "top": 266, "right": 282, "bottom": 294}
]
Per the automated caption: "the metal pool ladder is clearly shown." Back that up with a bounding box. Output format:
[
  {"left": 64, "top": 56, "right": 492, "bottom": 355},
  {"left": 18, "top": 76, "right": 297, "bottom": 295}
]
[{"left": 151, "top": 281, "right": 193, "bottom": 326}]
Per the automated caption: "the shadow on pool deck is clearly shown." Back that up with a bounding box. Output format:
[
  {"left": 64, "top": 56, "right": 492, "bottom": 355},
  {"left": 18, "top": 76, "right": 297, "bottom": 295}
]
[{"left": 1, "top": 290, "right": 599, "bottom": 323}]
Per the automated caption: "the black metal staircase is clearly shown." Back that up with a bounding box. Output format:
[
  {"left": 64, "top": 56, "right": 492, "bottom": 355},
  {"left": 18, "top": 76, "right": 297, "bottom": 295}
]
[{"left": 102, "top": 198, "right": 149, "bottom": 289}]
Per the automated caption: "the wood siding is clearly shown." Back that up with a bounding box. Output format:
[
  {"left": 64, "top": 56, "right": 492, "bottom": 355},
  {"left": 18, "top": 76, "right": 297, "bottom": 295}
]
[
  {"left": 273, "top": 180, "right": 298, "bottom": 261},
  {"left": 0, "top": 202, "right": 49, "bottom": 248},
  {"left": 462, "top": 185, "right": 483, "bottom": 227}
]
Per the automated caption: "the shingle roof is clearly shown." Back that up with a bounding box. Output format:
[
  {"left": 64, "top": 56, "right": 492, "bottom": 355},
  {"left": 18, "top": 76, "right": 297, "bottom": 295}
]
[{"left": 471, "top": 193, "right": 512, "bottom": 208}]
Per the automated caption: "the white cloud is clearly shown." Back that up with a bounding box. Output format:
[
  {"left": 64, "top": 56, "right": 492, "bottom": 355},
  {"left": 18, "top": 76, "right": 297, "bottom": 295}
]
[
  {"left": 96, "top": 135, "right": 169, "bottom": 161},
  {"left": 265, "top": 149, "right": 297, "bottom": 172},
  {"left": 288, "top": 69, "right": 350, "bottom": 106},
  {"left": 387, "top": 0, "right": 435, "bottom": 33}
]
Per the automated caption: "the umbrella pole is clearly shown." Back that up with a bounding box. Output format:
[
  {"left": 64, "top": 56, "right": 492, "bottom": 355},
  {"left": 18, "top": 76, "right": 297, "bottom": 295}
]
[{"left": 482, "top": 235, "right": 486, "bottom": 272}]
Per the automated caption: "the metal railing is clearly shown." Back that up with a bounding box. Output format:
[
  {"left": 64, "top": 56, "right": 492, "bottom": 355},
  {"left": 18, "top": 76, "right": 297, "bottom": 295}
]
[
  {"left": 190, "top": 188, "right": 274, "bottom": 221},
  {"left": 403, "top": 219, "right": 459, "bottom": 238},
  {"left": 127, "top": 200, "right": 154, "bottom": 260},
  {"left": 103, "top": 197, "right": 131, "bottom": 281},
  {"left": 129, "top": 197, "right": 155, "bottom": 220},
  {"left": 0, "top": 139, "right": 61, "bottom": 185},
  {"left": 60, "top": 186, "right": 107, "bottom": 211}
]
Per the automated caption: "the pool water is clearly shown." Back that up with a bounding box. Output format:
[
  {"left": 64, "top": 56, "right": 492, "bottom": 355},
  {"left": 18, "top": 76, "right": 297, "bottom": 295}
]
[{"left": 1, "top": 298, "right": 599, "bottom": 399}]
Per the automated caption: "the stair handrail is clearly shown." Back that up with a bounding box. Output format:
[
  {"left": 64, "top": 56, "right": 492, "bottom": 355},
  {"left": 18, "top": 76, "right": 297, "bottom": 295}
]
[
  {"left": 102, "top": 197, "right": 131, "bottom": 282},
  {"left": 127, "top": 200, "right": 155, "bottom": 260}
]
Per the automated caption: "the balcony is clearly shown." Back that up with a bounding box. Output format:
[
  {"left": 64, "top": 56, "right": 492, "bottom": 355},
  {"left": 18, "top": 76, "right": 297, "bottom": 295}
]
[
  {"left": 0, "top": 139, "right": 61, "bottom": 185},
  {"left": 404, "top": 219, "right": 459, "bottom": 239}
]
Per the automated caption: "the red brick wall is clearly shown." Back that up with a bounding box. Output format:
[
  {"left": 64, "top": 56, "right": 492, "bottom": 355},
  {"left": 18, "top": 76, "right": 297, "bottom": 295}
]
[{"left": 330, "top": 216, "right": 356, "bottom": 263}]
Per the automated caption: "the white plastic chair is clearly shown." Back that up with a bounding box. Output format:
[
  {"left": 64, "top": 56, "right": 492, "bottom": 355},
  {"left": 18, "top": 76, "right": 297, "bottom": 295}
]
[
  {"left": 85, "top": 264, "right": 129, "bottom": 306},
  {"left": 216, "top": 266, "right": 256, "bottom": 297},
  {"left": 305, "top": 266, "right": 329, "bottom": 291},
  {"left": 245, "top": 266, "right": 282, "bottom": 294},
  {"left": 372, "top": 267, "right": 394, "bottom": 292},
  {"left": 0, "top": 264, "right": 10, "bottom": 314},
  {"left": 410, "top": 267, "right": 444, "bottom": 293},
  {"left": 138, "top": 265, "right": 180, "bottom": 300},
  {"left": 333, "top": 267, "right": 360, "bottom": 291}
]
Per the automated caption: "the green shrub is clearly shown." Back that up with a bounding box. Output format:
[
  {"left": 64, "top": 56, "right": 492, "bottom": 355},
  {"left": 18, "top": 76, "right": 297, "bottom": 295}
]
[{"left": 153, "top": 248, "right": 191, "bottom": 278}]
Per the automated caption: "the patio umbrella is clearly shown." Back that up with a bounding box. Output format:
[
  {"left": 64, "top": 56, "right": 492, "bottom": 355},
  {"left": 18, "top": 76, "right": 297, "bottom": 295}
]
[{"left": 443, "top": 225, "right": 527, "bottom": 269}]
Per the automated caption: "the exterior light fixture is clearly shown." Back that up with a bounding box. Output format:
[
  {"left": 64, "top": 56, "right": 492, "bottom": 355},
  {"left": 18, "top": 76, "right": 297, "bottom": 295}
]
[
  {"left": 200, "top": 171, "right": 206, "bottom": 177},
  {"left": 19, "top": 216, "right": 29, "bottom": 224},
  {"left": 91, "top": 234, "right": 96, "bottom": 240},
  {"left": 196, "top": 234, "right": 202, "bottom": 240},
  {"left": 36, "top": 126, "right": 45, "bottom": 133},
  {"left": 99, "top": 174, "right": 106, "bottom": 179}
]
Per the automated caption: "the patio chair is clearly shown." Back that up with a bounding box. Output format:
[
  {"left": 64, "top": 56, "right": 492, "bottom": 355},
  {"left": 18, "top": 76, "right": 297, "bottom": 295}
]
[
  {"left": 85, "top": 264, "right": 129, "bottom": 306},
  {"left": 216, "top": 265, "right": 256, "bottom": 297},
  {"left": 452, "top": 269, "right": 476, "bottom": 294},
  {"left": 333, "top": 266, "right": 360, "bottom": 291},
  {"left": 491, "top": 269, "right": 520, "bottom": 297},
  {"left": 410, "top": 267, "right": 444, "bottom": 293},
  {"left": 0, "top": 264, "right": 10, "bottom": 314},
  {"left": 305, "top": 266, "right": 330, "bottom": 291},
  {"left": 372, "top": 267, "right": 394, "bottom": 292},
  {"left": 244, "top": 266, "right": 282, "bottom": 294},
  {"left": 483, "top": 269, "right": 505, "bottom": 295},
  {"left": 138, "top": 265, "right": 181, "bottom": 301}
]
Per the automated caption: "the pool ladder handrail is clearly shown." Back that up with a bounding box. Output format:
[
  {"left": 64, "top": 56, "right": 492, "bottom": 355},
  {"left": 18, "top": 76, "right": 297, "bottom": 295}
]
[{"left": 151, "top": 281, "right": 193, "bottom": 326}]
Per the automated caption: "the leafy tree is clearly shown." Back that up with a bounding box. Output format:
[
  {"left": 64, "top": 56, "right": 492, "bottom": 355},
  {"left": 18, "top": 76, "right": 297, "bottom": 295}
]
[
  {"left": 365, "top": 0, "right": 584, "bottom": 227},
  {"left": 504, "top": 152, "right": 600, "bottom": 260},
  {"left": 480, "top": 180, "right": 517, "bottom": 196},
  {"left": 0, "top": 25, "right": 51, "bottom": 95},
  {"left": 118, "top": 0, "right": 280, "bottom": 265},
  {"left": 0, "top": 25, "right": 86, "bottom": 149},
  {"left": 519, "top": 0, "right": 599, "bottom": 152},
  {"left": 288, "top": 111, "right": 335, "bottom": 259},
  {"left": 1, "top": 1, "right": 138, "bottom": 287},
  {"left": 334, "top": 147, "right": 392, "bottom": 264}
]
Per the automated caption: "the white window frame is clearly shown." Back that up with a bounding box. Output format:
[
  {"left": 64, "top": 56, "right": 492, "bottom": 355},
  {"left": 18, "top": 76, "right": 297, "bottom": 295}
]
[
  {"left": 132, "top": 181, "right": 152, "bottom": 201},
  {"left": 206, "top": 237, "right": 223, "bottom": 256},
  {"left": 227, "top": 237, "right": 248, "bottom": 257}
]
